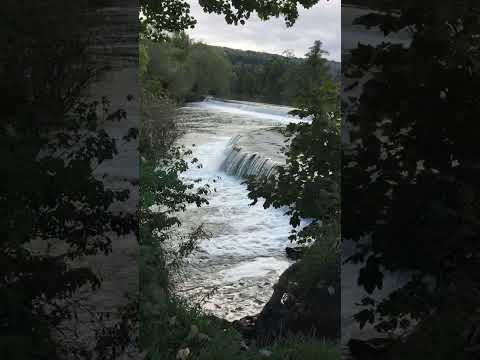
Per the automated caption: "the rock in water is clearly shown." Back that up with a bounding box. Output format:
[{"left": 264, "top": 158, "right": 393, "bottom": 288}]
[
  {"left": 285, "top": 246, "right": 305, "bottom": 260},
  {"left": 347, "top": 338, "right": 391, "bottom": 360},
  {"left": 254, "top": 261, "right": 340, "bottom": 345},
  {"left": 176, "top": 348, "right": 190, "bottom": 360},
  {"left": 232, "top": 315, "right": 258, "bottom": 339}
]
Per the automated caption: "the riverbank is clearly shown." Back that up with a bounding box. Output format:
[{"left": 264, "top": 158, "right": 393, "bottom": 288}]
[
  {"left": 178, "top": 98, "right": 340, "bottom": 344},
  {"left": 140, "top": 97, "right": 341, "bottom": 359}
]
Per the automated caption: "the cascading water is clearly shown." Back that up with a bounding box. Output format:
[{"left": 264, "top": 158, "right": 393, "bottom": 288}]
[
  {"left": 173, "top": 98, "right": 307, "bottom": 321},
  {"left": 221, "top": 135, "right": 280, "bottom": 178}
]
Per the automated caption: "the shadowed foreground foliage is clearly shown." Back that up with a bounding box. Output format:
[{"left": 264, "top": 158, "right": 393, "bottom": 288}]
[
  {"left": 140, "top": 0, "right": 325, "bottom": 41},
  {"left": 1, "top": 1, "right": 137, "bottom": 358},
  {"left": 343, "top": 0, "right": 480, "bottom": 358}
]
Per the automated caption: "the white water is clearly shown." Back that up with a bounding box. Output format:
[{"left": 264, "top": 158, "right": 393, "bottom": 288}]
[
  {"left": 221, "top": 134, "right": 280, "bottom": 178},
  {"left": 174, "top": 99, "right": 306, "bottom": 320},
  {"left": 182, "top": 137, "right": 292, "bottom": 258},
  {"left": 194, "top": 98, "right": 304, "bottom": 125}
]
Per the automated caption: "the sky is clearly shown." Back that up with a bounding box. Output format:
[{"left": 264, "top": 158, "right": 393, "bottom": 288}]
[
  {"left": 342, "top": 5, "right": 411, "bottom": 53},
  {"left": 186, "top": 0, "right": 341, "bottom": 61}
]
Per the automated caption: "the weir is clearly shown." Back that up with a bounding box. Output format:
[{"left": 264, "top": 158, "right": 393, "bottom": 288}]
[
  {"left": 203, "top": 98, "right": 297, "bottom": 120},
  {"left": 221, "top": 135, "right": 280, "bottom": 178}
]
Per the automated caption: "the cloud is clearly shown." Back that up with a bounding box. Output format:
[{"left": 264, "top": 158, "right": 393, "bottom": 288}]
[
  {"left": 186, "top": 0, "right": 340, "bottom": 61},
  {"left": 342, "top": 6, "right": 411, "bottom": 52}
]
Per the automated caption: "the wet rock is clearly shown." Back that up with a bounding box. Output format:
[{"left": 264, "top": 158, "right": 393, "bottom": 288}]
[
  {"left": 347, "top": 338, "right": 391, "bottom": 360},
  {"left": 254, "top": 261, "right": 340, "bottom": 345},
  {"left": 232, "top": 315, "right": 258, "bottom": 339},
  {"left": 285, "top": 246, "right": 305, "bottom": 260},
  {"left": 176, "top": 348, "right": 190, "bottom": 360}
]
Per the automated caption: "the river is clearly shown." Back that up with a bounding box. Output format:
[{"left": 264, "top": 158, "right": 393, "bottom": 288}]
[{"left": 172, "top": 98, "right": 306, "bottom": 321}]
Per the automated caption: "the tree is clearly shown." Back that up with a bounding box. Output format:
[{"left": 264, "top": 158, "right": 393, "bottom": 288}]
[
  {"left": 1, "top": 1, "right": 138, "bottom": 358},
  {"left": 188, "top": 44, "right": 233, "bottom": 97},
  {"left": 140, "top": 0, "right": 197, "bottom": 41},
  {"left": 140, "top": 0, "right": 327, "bottom": 41},
  {"left": 247, "top": 41, "right": 339, "bottom": 245},
  {"left": 245, "top": 40, "right": 341, "bottom": 341},
  {"left": 138, "top": 34, "right": 213, "bottom": 359},
  {"left": 291, "top": 41, "right": 330, "bottom": 105},
  {"left": 142, "top": 35, "right": 233, "bottom": 102},
  {"left": 261, "top": 57, "right": 288, "bottom": 102},
  {"left": 343, "top": 1, "right": 480, "bottom": 357}
]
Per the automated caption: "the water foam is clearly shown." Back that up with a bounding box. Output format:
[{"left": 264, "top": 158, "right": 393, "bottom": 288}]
[
  {"left": 174, "top": 99, "right": 305, "bottom": 320},
  {"left": 221, "top": 135, "right": 280, "bottom": 178},
  {"left": 195, "top": 98, "right": 306, "bottom": 125},
  {"left": 221, "top": 257, "right": 291, "bottom": 282},
  {"left": 181, "top": 137, "right": 292, "bottom": 259}
]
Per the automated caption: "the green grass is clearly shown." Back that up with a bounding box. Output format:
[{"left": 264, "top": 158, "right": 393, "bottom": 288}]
[
  {"left": 141, "top": 289, "right": 340, "bottom": 360},
  {"left": 139, "top": 225, "right": 341, "bottom": 360},
  {"left": 267, "top": 336, "right": 340, "bottom": 360},
  {"left": 139, "top": 152, "right": 340, "bottom": 360}
]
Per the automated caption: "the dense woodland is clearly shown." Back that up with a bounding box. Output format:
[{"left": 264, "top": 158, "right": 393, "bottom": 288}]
[
  {"left": 1, "top": 1, "right": 138, "bottom": 358},
  {"left": 342, "top": 1, "right": 480, "bottom": 358},
  {"left": 224, "top": 46, "right": 340, "bottom": 104},
  {"left": 141, "top": 33, "right": 340, "bottom": 105}
]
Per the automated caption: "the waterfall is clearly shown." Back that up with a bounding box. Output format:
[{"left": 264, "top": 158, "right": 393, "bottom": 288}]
[
  {"left": 198, "top": 97, "right": 307, "bottom": 125},
  {"left": 221, "top": 135, "right": 280, "bottom": 178},
  {"left": 176, "top": 100, "right": 294, "bottom": 321}
]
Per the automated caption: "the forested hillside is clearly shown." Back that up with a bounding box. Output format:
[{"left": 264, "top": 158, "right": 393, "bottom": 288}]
[
  {"left": 219, "top": 46, "right": 340, "bottom": 104},
  {"left": 142, "top": 33, "right": 340, "bottom": 106}
]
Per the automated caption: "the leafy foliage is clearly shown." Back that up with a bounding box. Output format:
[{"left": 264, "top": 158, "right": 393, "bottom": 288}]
[
  {"left": 142, "top": 32, "right": 341, "bottom": 106},
  {"left": 142, "top": 34, "right": 233, "bottom": 102},
  {"left": 140, "top": 0, "right": 197, "bottom": 41},
  {"left": 197, "top": 0, "right": 320, "bottom": 26},
  {"left": 224, "top": 44, "right": 340, "bottom": 105},
  {"left": 343, "top": 1, "right": 480, "bottom": 357},
  {"left": 244, "top": 43, "right": 341, "bottom": 331},
  {"left": 247, "top": 41, "right": 340, "bottom": 246},
  {"left": 0, "top": 74, "right": 136, "bottom": 360},
  {"left": 0, "top": 1, "right": 138, "bottom": 358},
  {"left": 138, "top": 45, "right": 213, "bottom": 358},
  {"left": 140, "top": 0, "right": 328, "bottom": 40}
]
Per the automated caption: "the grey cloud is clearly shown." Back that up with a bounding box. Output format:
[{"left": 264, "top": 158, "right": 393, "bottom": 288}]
[{"left": 186, "top": 1, "right": 340, "bottom": 61}]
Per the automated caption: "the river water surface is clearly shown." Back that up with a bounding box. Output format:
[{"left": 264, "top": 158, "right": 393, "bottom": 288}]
[{"left": 173, "top": 99, "right": 305, "bottom": 320}]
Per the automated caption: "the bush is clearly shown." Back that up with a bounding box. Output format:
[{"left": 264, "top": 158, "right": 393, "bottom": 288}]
[{"left": 298, "top": 222, "right": 340, "bottom": 291}]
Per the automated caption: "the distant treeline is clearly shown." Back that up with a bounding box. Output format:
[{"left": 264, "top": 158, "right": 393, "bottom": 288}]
[
  {"left": 221, "top": 46, "right": 340, "bottom": 105},
  {"left": 141, "top": 32, "right": 340, "bottom": 106}
]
